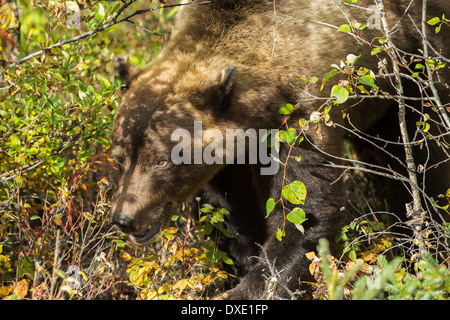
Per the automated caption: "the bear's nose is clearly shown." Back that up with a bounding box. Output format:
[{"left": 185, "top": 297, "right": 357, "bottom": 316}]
[{"left": 111, "top": 213, "right": 137, "bottom": 234}]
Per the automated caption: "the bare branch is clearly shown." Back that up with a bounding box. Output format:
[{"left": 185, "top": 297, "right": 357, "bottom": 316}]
[{"left": 376, "top": 0, "right": 426, "bottom": 252}]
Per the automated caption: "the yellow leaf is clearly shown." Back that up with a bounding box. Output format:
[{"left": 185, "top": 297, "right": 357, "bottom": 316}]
[
  {"left": 0, "top": 286, "right": 12, "bottom": 298},
  {"left": 360, "top": 263, "right": 373, "bottom": 274},
  {"left": 309, "top": 262, "right": 320, "bottom": 276},
  {"left": 78, "top": 270, "right": 88, "bottom": 281},
  {"left": 174, "top": 279, "right": 195, "bottom": 293},
  {"left": 14, "top": 279, "right": 28, "bottom": 299},
  {"left": 60, "top": 285, "right": 73, "bottom": 297},
  {"left": 217, "top": 271, "right": 229, "bottom": 279},
  {"left": 203, "top": 274, "right": 212, "bottom": 284},
  {"left": 141, "top": 290, "right": 158, "bottom": 300},
  {"left": 158, "top": 283, "right": 172, "bottom": 294},
  {"left": 362, "top": 251, "right": 375, "bottom": 262},
  {"left": 164, "top": 227, "right": 178, "bottom": 234},
  {"left": 410, "top": 253, "right": 419, "bottom": 261},
  {"left": 306, "top": 251, "right": 316, "bottom": 260},
  {"left": 309, "top": 263, "right": 315, "bottom": 276},
  {"left": 120, "top": 249, "right": 132, "bottom": 261},
  {"left": 170, "top": 241, "right": 178, "bottom": 256},
  {"left": 394, "top": 272, "right": 404, "bottom": 282}
]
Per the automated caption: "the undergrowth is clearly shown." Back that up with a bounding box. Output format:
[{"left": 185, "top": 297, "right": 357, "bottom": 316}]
[{"left": 1, "top": 0, "right": 450, "bottom": 300}]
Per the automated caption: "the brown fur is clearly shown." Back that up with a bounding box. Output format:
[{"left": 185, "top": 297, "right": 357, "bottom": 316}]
[{"left": 110, "top": 0, "right": 450, "bottom": 299}]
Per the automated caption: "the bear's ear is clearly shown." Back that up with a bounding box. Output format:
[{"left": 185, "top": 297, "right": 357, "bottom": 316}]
[
  {"left": 217, "top": 66, "right": 237, "bottom": 109},
  {"left": 114, "top": 56, "right": 141, "bottom": 91}
]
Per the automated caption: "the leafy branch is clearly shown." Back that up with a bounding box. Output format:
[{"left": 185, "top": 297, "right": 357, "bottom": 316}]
[{"left": 1, "top": 0, "right": 211, "bottom": 86}]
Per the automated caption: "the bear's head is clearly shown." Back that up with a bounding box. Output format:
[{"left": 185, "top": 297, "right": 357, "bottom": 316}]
[{"left": 110, "top": 56, "right": 239, "bottom": 243}]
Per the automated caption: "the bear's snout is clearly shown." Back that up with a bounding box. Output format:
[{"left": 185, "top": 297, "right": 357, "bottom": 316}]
[{"left": 110, "top": 212, "right": 137, "bottom": 234}]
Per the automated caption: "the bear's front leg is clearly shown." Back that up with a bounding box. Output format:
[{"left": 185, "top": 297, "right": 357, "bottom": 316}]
[
  {"left": 218, "top": 202, "right": 342, "bottom": 299},
  {"left": 217, "top": 145, "right": 345, "bottom": 300}
]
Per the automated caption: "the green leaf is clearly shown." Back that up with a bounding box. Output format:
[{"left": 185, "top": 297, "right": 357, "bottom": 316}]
[
  {"left": 276, "top": 228, "right": 285, "bottom": 241},
  {"left": 321, "top": 69, "right": 339, "bottom": 90},
  {"left": 377, "top": 36, "right": 387, "bottom": 44},
  {"left": 203, "top": 223, "right": 213, "bottom": 235},
  {"left": 416, "top": 121, "right": 430, "bottom": 132},
  {"left": 55, "top": 268, "right": 67, "bottom": 279},
  {"left": 282, "top": 181, "right": 307, "bottom": 205},
  {"left": 299, "top": 118, "right": 309, "bottom": 129},
  {"left": 53, "top": 158, "right": 67, "bottom": 168},
  {"left": 287, "top": 208, "right": 308, "bottom": 234},
  {"left": 10, "top": 134, "right": 20, "bottom": 149},
  {"left": 352, "top": 21, "right": 367, "bottom": 30},
  {"left": 17, "top": 257, "right": 34, "bottom": 280},
  {"left": 358, "top": 75, "right": 378, "bottom": 89},
  {"left": 330, "top": 85, "right": 349, "bottom": 105},
  {"left": 200, "top": 204, "right": 213, "bottom": 213},
  {"left": 26, "top": 98, "right": 33, "bottom": 110},
  {"left": 437, "top": 62, "right": 446, "bottom": 69},
  {"left": 357, "top": 85, "right": 370, "bottom": 95},
  {"left": 371, "top": 47, "right": 381, "bottom": 56},
  {"left": 100, "top": 76, "right": 111, "bottom": 91},
  {"left": 278, "top": 103, "right": 294, "bottom": 115},
  {"left": 27, "top": 147, "right": 39, "bottom": 156},
  {"left": 96, "top": 3, "right": 105, "bottom": 19},
  {"left": 219, "top": 227, "right": 234, "bottom": 238},
  {"left": 338, "top": 24, "right": 351, "bottom": 33},
  {"left": 265, "top": 198, "right": 275, "bottom": 218},
  {"left": 287, "top": 208, "right": 307, "bottom": 225},
  {"left": 427, "top": 17, "right": 441, "bottom": 26},
  {"left": 349, "top": 250, "right": 357, "bottom": 261},
  {"left": 61, "top": 50, "right": 70, "bottom": 60},
  {"left": 50, "top": 166, "right": 61, "bottom": 176},
  {"left": 278, "top": 128, "right": 297, "bottom": 144},
  {"left": 415, "top": 63, "right": 425, "bottom": 69},
  {"left": 221, "top": 254, "right": 233, "bottom": 265}
]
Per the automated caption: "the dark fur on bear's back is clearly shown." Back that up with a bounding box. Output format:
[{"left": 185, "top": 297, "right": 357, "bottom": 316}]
[{"left": 110, "top": 0, "right": 450, "bottom": 299}]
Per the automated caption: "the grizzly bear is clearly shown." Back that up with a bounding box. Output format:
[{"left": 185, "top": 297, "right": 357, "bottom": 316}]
[{"left": 110, "top": 0, "right": 450, "bottom": 299}]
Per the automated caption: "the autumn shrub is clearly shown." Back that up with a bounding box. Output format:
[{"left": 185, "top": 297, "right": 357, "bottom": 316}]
[
  {"left": 123, "top": 204, "right": 233, "bottom": 300},
  {"left": 272, "top": 0, "right": 450, "bottom": 300},
  {"left": 0, "top": 0, "right": 190, "bottom": 300},
  {"left": 307, "top": 237, "right": 450, "bottom": 300}
]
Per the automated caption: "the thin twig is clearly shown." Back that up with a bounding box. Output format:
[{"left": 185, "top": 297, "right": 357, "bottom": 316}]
[
  {"left": 50, "top": 229, "right": 61, "bottom": 299},
  {"left": 376, "top": 0, "right": 425, "bottom": 252},
  {"left": 419, "top": 0, "right": 450, "bottom": 130},
  {"left": 8, "top": 1, "right": 211, "bottom": 67}
]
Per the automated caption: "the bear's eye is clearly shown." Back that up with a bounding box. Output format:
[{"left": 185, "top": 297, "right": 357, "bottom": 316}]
[
  {"left": 155, "top": 159, "right": 169, "bottom": 168},
  {"left": 114, "top": 159, "right": 124, "bottom": 173}
]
